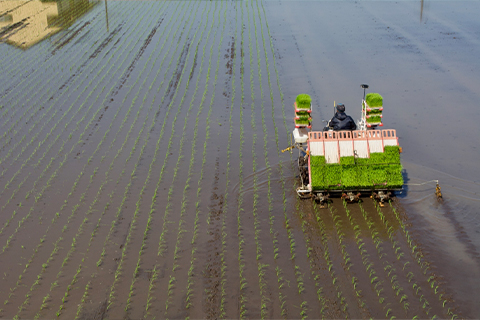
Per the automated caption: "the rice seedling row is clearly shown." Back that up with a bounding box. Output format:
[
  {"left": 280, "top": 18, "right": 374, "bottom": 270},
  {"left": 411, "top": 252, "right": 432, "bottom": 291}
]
[
  {"left": 0, "top": 6, "right": 105, "bottom": 122},
  {"left": 250, "top": 7, "right": 313, "bottom": 316},
  {"left": 72, "top": 3, "right": 187, "bottom": 311},
  {"left": 341, "top": 200, "right": 404, "bottom": 318},
  {"left": 234, "top": 2, "right": 250, "bottom": 317},
  {"left": 162, "top": 13, "right": 215, "bottom": 312},
  {"left": 93, "top": 0, "right": 192, "bottom": 272},
  {"left": 0, "top": 5, "right": 165, "bottom": 313},
  {"left": 0, "top": 45, "right": 134, "bottom": 258},
  {"left": 1, "top": 232, "right": 50, "bottom": 310},
  {"left": 1, "top": 1, "right": 121, "bottom": 94},
  {"left": 374, "top": 201, "right": 435, "bottom": 316},
  {"left": 369, "top": 201, "right": 454, "bottom": 318},
  {"left": 0, "top": 6, "right": 158, "bottom": 310},
  {"left": 248, "top": 1, "right": 279, "bottom": 317},
  {"left": 1, "top": 168, "right": 80, "bottom": 310},
  {"left": 328, "top": 201, "right": 391, "bottom": 315},
  {"left": 0, "top": 1, "right": 104, "bottom": 85},
  {"left": 152, "top": 4, "right": 204, "bottom": 262},
  {"left": 44, "top": 189, "right": 107, "bottom": 319},
  {"left": 15, "top": 2, "right": 185, "bottom": 317},
  {"left": 232, "top": 1, "right": 266, "bottom": 317},
  {"left": 121, "top": 1, "right": 213, "bottom": 316},
  {"left": 0, "top": 7, "right": 129, "bottom": 163},
  {"left": 35, "top": 17, "right": 175, "bottom": 311},
  {"left": 0, "top": 2, "right": 143, "bottom": 213},
  {"left": 357, "top": 202, "right": 420, "bottom": 317},
  {"left": 310, "top": 202, "right": 352, "bottom": 318},
  {"left": 0, "top": 8, "right": 152, "bottom": 304},
  {"left": 0, "top": 10, "right": 96, "bottom": 112},
  {"left": 0, "top": 2, "right": 127, "bottom": 135},
  {"left": 388, "top": 201, "right": 457, "bottom": 317},
  {"left": 326, "top": 204, "right": 364, "bottom": 313},
  {"left": 245, "top": 1, "right": 296, "bottom": 317},
  {"left": 0, "top": 2, "right": 159, "bottom": 252},
  {"left": 0, "top": 8, "right": 115, "bottom": 165},
  {"left": 217, "top": 3, "right": 234, "bottom": 317},
  {"left": 180, "top": 3, "right": 227, "bottom": 317},
  {"left": 9, "top": 236, "right": 63, "bottom": 319},
  {"left": 278, "top": 150, "right": 311, "bottom": 315},
  {"left": 60, "top": 8, "right": 191, "bottom": 312},
  {"left": 244, "top": 1, "right": 306, "bottom": 317},
  {"left": 0, "top": 174, "right": 30, "bottom": 229},
  {"left": 0, "top": 13, "right": 134, "bottom": 195},
  {"left": 103, "top": 1, "right": 202, "bottom": 312},
  {"left": 294, "top": 205, "right": 329, "bottom": 319},
  {"left": 158, "top": 2, "right": 226, "bottom": 318},
  {"left": 88, "top": 0, "right": 185, "bottom": 174},
  {"left": 251, "top": 2, "right": 291, "bottom": 316}
]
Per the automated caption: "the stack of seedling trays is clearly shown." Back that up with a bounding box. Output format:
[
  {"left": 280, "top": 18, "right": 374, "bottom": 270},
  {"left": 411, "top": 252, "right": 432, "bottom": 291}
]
[
  {"left": 294, "top": 94, "right": 312, "bottom": 129},
  {"left": 364, "top": 93, "right": 383, "bottom": 128},
  {"left": 309, "top": 146, "right": 403, "bottom": 191}
]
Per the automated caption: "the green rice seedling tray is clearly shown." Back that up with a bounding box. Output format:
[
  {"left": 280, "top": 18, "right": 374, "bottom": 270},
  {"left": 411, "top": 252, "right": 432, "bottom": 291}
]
[
  {"left": 366, "top": 115, "right": 382, "bottom": 123},
  {"left": 309, "top": 146, "right": 403, "bottom": 191},
  {"left": 365, "top": 93, "right": 383, "bottom": 108},
  {"left": 295, "top": 119, "right": 311, "bottom": 125},
  {"left": 295, "top": 94, "right": 312, "bottom": 109}
]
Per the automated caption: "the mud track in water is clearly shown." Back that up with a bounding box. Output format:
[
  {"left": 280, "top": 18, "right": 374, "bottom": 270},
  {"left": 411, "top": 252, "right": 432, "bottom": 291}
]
[
  {"left": 203, "top": 157, "right": 224, "bottom": 319},
  {"left": 52, "top": 21, "right": 91, "bottom": 54},
  {"left": 54, "top": 23, "right": 124, "bottom": 97},
  {"left": 111, "top": 18, "right": 163, "bottom": 97}
]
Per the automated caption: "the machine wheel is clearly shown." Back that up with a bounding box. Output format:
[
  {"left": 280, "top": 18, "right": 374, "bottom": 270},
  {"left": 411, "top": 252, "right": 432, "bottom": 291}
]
[
  {"left": 341, "top": 192, "right": 362, "bottom": 203},
  {"left": 314, "top": 193, "right": 330, "bottom": 208},
  {"left": 371, "top": 191, "right": 391, "bottom": 207}
]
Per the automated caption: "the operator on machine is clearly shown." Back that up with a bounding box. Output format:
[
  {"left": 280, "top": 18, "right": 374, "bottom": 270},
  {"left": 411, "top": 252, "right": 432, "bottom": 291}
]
[{"left": 323, "top": 103, "right": 357, "bottom": 131}]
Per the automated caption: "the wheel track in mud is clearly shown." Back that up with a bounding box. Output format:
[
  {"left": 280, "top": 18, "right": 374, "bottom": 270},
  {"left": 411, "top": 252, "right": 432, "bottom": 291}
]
[{"left": 203, "top": 157, "right": 224, "bottom": 319}]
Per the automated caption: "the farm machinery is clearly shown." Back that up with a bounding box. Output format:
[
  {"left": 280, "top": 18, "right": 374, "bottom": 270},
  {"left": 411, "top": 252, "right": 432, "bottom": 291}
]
[{"left": 283, "top": 84, "right": 404, "bottom": 206}]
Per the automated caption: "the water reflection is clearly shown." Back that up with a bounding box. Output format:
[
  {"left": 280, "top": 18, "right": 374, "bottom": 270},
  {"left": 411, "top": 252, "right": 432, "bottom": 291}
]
[
  {"left": 420, "top": 0, "right": 424, "bottom": 22},
  {"left": 105, "top": 0, "right": 109, "bottom": 32},
  {"left": 0, "top": 0, "right": 99, "bottom": 49},
  {"left": 419, "top": 0, "right": 430, "bottom": 23}
]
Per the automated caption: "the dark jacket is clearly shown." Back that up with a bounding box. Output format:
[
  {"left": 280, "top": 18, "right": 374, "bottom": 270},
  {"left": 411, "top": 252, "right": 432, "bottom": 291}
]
[{"left": 328, "top": 112, "right": 357, "bottom": 131}]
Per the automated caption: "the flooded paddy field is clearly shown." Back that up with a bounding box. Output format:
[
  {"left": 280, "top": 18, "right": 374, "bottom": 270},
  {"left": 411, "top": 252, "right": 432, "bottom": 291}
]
[{"left": 1, "top": 0, "right": 479, "bottom": 319}]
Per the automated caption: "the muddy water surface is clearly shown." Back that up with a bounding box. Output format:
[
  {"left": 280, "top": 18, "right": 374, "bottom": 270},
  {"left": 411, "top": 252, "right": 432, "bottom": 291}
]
[
  {"left": 0, "top": 0, "right": 479, "bottom": 319},
  {"left": 267, "top": 0, "right": 480, "bottom": 316}
]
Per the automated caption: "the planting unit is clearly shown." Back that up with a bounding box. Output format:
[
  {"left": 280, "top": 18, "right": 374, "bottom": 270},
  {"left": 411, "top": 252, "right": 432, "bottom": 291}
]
[{"left": 284, "top": 89, "right": 403, "bottom": 205}]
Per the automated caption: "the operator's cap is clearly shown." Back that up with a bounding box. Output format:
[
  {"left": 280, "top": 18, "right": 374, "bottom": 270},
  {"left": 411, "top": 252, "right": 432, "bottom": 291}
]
[{"left": 336, "top": 104, "right": 345, "bottom": 112}]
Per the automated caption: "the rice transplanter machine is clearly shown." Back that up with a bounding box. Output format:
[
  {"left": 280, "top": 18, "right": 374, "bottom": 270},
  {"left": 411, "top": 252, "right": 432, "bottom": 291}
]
[{"left": 283, "top": 85, "right": 404, "bottom": 206}]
